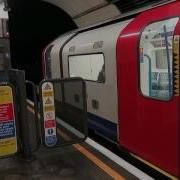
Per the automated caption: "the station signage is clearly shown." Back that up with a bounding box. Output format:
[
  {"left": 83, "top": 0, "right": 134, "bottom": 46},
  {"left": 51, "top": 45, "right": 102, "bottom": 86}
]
[
  {"left": 0, "top": 85, "right": 17, "bottom": 157},
  {"left": 41, "top": 82, "right": 57, "bottom": 147}
]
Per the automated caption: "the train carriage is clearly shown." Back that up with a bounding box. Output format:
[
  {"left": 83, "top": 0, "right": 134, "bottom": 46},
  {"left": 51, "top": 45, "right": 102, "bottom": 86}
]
[
  {"left": 43, "top": 31, "right": 76, "bottom": 79},
  {"left": 62, "top": 19, "right": 133, "bottom": 142},
  {"left": 42, "top": 1, "right": 180, "bottom": 178}
]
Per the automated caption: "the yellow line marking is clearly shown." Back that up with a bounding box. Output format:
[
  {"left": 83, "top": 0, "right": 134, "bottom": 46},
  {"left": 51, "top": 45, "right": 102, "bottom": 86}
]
[
  {"left": 131, "top": 154, "right": 178, "bottom": 180},
  {"left": 27, "top": 105, "right": 125, "bottom": 179},
  {"left": 56, "top": 128, "right": 125, "bottom": 179},
  {"left": 73, "top": 143, "right": 125, "bottom": 180}
]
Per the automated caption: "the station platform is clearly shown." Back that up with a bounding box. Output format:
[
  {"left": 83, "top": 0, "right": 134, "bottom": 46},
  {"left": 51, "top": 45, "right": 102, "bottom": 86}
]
[
  {"left": 0, "top": 141, "right": 143, "bottom": 180},
  {"left": 0, "top": 141, "right": 154, "bottom": 180},
  {"left": 0, "top": 104, "right": 154, "bottom": 180}
]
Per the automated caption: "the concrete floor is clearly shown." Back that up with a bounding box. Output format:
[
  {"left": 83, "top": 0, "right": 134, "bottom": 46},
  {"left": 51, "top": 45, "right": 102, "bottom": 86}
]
[{"left": 0, "top": 142, "right": 140, "bottom": 180}]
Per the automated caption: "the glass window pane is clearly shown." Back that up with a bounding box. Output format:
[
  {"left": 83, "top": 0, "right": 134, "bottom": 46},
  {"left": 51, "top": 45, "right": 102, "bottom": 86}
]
[
  {"left": 68, "top": 54, "right": 105, "bottom": 83},
  {"left": 140, "top": 17, "right": 179, "bottom": 100},
  {"left": 45, "top": 45, "right": 53, "bottom": 79}
]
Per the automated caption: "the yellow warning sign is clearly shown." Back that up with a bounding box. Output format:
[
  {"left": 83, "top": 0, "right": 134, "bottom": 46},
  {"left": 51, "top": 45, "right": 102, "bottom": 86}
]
[
  {"left": 44, "top": 106, "right": 55, "bottom": 112},
  {"left": 0, "top": 86, "right": 13, "bottom": 104},
  {"left": 45, "top": 97, "right": 53, "bottom": 105},
  {"left": 0, "top": 85, "right": 18, "bottom": 157},
  {"left": 41, "top": 81, "right": 57, "bottom": 146},
  {"left": 0, "top": 138, "right": 17, "bottom": 156},
  {"left": 42, "top": 91, "right": 54, "bottom": 97}
]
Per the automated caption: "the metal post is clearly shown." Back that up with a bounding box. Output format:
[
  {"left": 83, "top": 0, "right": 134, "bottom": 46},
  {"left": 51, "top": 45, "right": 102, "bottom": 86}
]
[{"left": 8, "top": 69, "right": 33, "bottom": 160}]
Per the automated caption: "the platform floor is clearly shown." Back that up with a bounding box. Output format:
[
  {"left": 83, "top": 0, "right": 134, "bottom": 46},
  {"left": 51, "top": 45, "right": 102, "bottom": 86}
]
[
  {"left": 0, "top": 141, "right": 142, "bottom": 180},
  {"left": 0, "top": 104, "right": 154, "bottom": 180}
]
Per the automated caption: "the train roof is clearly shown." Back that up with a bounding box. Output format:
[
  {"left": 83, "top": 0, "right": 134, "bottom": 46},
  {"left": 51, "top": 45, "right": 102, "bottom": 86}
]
[{"left": 49, "top": 0, "right": 176, "bottom": 45}]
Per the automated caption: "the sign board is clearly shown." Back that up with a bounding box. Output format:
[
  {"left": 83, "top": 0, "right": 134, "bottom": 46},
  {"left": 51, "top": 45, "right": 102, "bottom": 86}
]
[
  {"left": 0, "top": 85, "right": 17, "bottom": 157},
  {"left": 39, "top": 78, "right": 88, "bottom": 148},
  {"left": 41, "top": 82, "right": 57, "bottom": 147}
]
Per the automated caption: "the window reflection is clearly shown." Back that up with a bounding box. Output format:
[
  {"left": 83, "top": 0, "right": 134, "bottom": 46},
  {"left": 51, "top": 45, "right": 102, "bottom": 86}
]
[
  {"left": 140, "top": 17, "right": 179, "bottom": 100},
  {"left": 68, "top": 54, "right": 105, "bottom": 83}
]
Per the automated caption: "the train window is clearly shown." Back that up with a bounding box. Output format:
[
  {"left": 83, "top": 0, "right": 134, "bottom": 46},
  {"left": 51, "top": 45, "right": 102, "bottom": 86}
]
[
  {"left": 0, "top": 19, "right": 3, "bottom": 37},
  {"left": 68, "top": 54, "right": 105, "bottom": 83},
  {"left": 44, "top": 45, "right": 53, "bottom": 79},
  {"left": 3, "top": 19, "right": 9, "bottom": 37},
  {"left": 140, "top": 17, "right": 179, "bottom": 100}
]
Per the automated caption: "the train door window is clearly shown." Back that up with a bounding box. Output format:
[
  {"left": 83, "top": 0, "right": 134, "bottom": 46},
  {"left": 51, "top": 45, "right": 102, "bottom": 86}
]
[
  {"left": 139, "top": 17, "right": 179, "bottom": 100},
  {"left": 44, "top": 45, "right": 53, "bottom": 79},
  {"left": 2, "top": 19, "right": 9, "bottom": 37},
  {"left": 0, "top": 19, "right": 2, "bottom": 37},
  {"left": 68, "top": 54, "right": 105, "bottom": 83}
]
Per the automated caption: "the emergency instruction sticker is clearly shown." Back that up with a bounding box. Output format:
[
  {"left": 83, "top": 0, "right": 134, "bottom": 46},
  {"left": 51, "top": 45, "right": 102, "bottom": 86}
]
[
  {"left": 173, "top": 35, "right": 179, "bottom": 96},
  {"left": 41, "top": 82, "right": 57, "bottom": 147},
  {"left": 0, "top": 85, "right": 17, "bottom": 156}
]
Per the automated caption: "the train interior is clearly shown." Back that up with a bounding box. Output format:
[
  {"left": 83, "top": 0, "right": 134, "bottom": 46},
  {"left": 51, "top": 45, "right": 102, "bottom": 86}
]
[{"left": 140, "top": 17, "right": 179, "bottom": 100}]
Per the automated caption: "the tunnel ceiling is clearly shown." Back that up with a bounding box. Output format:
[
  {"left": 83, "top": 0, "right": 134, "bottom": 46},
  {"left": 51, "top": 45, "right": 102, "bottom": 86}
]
[
  {"left": 5, "top": 0, "right": 168, "bottom": 83},
  {"left": 43, "top": 0, "right": 166, "bottom": 27}
]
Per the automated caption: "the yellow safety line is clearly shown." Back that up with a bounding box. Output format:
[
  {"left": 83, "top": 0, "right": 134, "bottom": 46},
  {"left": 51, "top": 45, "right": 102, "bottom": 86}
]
[
  {"left": 131, "top": 154, "right": 178, "bottom": 180},
  {"left": 56, "top": 129, "right": 125, "bottom": 180},
  {"left": 27, "top": 105, "right": 125, "bottom": 180},
  {"left": 74, "top": 143, "right": 125, "bottom": 180}
]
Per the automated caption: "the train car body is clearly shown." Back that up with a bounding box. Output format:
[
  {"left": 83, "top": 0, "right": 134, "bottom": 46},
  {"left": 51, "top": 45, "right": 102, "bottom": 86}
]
[
  {"left": 62, "top": 19, "right": 133, "bottom": 142},
  {"left": 43, "top": 1, "right": 180, "bottom": 178},
  {"left": 42, "top": 31, "right": 76, "bottom": 79}
]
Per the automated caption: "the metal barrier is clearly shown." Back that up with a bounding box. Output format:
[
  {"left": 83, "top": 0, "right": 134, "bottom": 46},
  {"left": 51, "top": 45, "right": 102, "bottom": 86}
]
[
  {"left": 26, "top": 80, "right": 41, "bottom": 152},
  {"left": 39, "top": 78, "right": 88, "bottom": 147},
  {"left": 0, "top": 75, "right": 88, "bottom": 158}
]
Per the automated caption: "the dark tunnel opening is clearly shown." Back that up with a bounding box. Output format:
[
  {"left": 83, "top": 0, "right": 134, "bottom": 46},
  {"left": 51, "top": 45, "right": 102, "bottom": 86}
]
[{"left": 8, "top": 0, "right": 77, "bottom": 84}]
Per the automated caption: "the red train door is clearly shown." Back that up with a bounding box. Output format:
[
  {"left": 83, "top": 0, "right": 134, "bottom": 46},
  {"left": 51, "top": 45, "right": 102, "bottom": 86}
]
[{"left": 117, "top": 2, "right": 180, "bottom": 177}]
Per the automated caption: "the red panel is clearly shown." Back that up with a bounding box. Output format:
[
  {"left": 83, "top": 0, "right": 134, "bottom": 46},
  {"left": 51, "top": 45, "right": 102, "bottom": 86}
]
[
  {"left": 117, "top": 1, "right": 180, "bottom": 177},
  {"left": 45, "top": 120, "right": 56, "bottom": 128}
]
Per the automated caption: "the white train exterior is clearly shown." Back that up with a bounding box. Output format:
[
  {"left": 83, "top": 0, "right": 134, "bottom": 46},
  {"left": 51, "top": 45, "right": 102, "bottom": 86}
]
[
  {"left": 43, "top": 1, "right": 180, "bottom": 177},
  {"left": 43, "top": 20, "right": 133, "bottom": 142}
]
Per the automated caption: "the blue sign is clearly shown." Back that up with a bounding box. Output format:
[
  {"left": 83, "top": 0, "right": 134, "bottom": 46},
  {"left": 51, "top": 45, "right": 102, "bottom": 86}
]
[
  {"left": 45, "top": 135, "right": 57, "bottom": 147},
  {"left": 0, "top": 121, "right": 15, "bottom": 139}
]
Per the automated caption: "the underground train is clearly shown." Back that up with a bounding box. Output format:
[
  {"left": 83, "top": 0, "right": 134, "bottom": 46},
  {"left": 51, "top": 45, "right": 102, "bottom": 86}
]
[{"left": 42, "top": 1, "right": 180, "bottom": 178}]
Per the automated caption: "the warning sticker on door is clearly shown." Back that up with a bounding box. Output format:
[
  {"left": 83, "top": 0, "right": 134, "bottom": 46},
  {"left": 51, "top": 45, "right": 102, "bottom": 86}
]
[
  {"left": 0, "top": 85, "right": 17, "bottom": 156},
  {"left": 173, "top": 35, "right": 179, "bottom": 96},
  {"left": 41, "top": 82, "right": 57, "bottom": 147}
]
